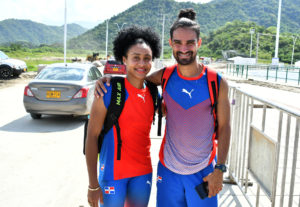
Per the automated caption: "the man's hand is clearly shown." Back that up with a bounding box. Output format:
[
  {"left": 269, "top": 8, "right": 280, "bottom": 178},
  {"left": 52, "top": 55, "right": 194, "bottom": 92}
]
[
  {"left": 203, "top": 169, "right": 223, "bottom": 198},
  {"left": 94, "top": 75, "right": 112, "bottom": 98},
  {"left": 87, "top": 187, "right": 103, "bottom": 207}
]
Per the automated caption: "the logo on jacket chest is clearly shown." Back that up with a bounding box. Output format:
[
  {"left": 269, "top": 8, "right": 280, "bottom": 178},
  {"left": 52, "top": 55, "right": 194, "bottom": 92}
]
[
  {"left": 182, "top": 88, "right": 194, "bottom": 99},
  {"left": 137, "top": 93, "right": 146, "bottom": 103}
]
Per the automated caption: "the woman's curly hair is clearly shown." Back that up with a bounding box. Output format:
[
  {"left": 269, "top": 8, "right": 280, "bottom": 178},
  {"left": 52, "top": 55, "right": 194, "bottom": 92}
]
[{"left": 113, "top": 25, "right": 161, "bottom": 63}]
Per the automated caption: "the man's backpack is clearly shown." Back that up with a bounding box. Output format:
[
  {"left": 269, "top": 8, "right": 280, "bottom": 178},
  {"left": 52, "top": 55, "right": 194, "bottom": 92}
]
[
  {"left": 161, "top": 64, "right": 219, "bottom": 164},
  {"left": 83, "top": 77, "right": 162, "bottom": 160}
]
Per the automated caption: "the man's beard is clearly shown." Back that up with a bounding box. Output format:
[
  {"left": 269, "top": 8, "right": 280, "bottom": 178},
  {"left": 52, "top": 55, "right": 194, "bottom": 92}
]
[{"left": 173, "top": 51, "right": 196, "bottom": 65}]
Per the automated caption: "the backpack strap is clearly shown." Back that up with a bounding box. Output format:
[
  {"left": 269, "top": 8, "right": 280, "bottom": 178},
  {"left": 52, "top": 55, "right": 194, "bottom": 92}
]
[
  {"left": 83, "top": 118, "right": 89, "bottom": 154},
  {"left": 206, "top": 67, "right": 219, "bottom": 134},
  {"left": 161, "top": 64, "right": 177, "bottom": 94},
  {"left": 160, "top": 64, "right": 177, "bottom": 119},
  {"left": 145, "top": 80, "right": 162, "bottom": 136},
  {"left": 206, "top": 67, "right": 219, "bottom": 165},
  {"left": 103, "top": 77, "right": 126, "bottom": 160},
  {"left": 83, "top": 77, "right": 125, "bottom": 156}
]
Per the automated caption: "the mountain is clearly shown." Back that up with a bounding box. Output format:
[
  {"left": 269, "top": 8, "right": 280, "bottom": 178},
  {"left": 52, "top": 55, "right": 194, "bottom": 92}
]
[
  {"left": 69, "top": 0, "right": 300, "bottom": 51},
  {"left": 199, "top": 20, "right": 300, "bottom": 63},
  {"left": 0, "top": 19, "right": 87, "bottom": 45}
]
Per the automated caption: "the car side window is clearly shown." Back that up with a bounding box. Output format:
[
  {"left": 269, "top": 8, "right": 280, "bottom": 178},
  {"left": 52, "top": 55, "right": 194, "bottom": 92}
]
[
  {"left": 88, "top": 68, "right": 95, "bottom": 81},
  {"left": 88, "top": 67, "right": 100, "bottom": 81},
  {"left": 93, "top": 67, "right": 102, "bottom": 78}
]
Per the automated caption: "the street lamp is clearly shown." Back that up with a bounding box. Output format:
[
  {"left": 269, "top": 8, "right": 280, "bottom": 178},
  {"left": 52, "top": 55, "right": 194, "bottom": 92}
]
[
  {"left": 291, "top": 36, "right": 298, "bottom": 65},
  {"left": 114, "top": 23, "right": 127, "bottom": 31},
  {"left": 160, "top": 14, "right": 165, "bottom": 60},
  {"left": 256, "top": 33, "right": 260, "bottom": 62},
  {"left": 250, "top": 29, "right": 255, "bottom": 58},
  {"left": 63, "top": 0, "right": 67, "bottom": 65},
  {"left": 105, "top": 20, "right": 109, "bottom": 58}
]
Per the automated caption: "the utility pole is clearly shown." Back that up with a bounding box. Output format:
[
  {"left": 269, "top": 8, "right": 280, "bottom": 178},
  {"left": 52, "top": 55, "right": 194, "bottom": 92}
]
[
  {"left": 291, "top": 36, "right": 298, "bottom": 65},
  {"left": 64, "top": 0, "right": 67, "bottom": 65},
  {"left": 106, "top": 20, "right": 109, "bottom": 58},
  {"left": 274, "top": 0, "right": 282, "bottom": 60},
  {"left": 250, "top": 29, "right": 255, "bottom": 58},
  {"left": 161, "top": 14, "right": 165, "bottom": 60}
]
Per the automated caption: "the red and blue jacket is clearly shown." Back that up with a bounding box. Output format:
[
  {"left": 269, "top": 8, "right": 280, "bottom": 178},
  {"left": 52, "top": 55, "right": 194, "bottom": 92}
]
[{"left": 99, "top": 78, "right": 154, "bottom": 181}]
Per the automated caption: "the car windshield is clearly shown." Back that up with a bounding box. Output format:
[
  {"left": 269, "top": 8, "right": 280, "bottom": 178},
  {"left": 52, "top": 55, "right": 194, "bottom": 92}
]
[
  {"left": 0, "top": 51, "right": 9, "bottom": 59},
  {"left": 36, "top": 67, "right": 85, "bottom": 81}
]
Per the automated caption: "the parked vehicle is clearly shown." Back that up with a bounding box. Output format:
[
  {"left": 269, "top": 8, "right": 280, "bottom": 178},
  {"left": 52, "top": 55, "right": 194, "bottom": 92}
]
[
  {"left": 23, "top": 63, "right": 102, "bottom": 119},
  {"left": 0, "top": 50, "right": 27, "bottom": 79},
  {"left": 104, "top": 60, "right": 126, "bottom": 75}
]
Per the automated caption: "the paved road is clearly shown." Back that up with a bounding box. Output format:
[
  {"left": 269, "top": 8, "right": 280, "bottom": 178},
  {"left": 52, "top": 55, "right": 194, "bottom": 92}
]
[
  {"left": 0, "top": 82, "right": 89, "bottom": 207},
  {"left": 0, "top": 81, "right": 165, "bottom": 207}
]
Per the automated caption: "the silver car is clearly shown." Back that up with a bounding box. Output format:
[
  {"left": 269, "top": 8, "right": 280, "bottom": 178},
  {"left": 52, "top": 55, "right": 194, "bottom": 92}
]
[{"left": 23, "top": 63, "right": 102, "bottom": 119}]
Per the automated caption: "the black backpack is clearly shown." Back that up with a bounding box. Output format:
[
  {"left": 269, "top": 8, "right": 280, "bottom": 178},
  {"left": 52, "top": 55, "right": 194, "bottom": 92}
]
[{"left": 83, "top": 76, "right": 162, "bottom": 160}]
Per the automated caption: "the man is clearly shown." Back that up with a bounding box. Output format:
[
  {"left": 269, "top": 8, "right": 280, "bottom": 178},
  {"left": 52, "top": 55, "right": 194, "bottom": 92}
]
[{"left": 95, "top": 8, "right": 230, "bottom": 207}]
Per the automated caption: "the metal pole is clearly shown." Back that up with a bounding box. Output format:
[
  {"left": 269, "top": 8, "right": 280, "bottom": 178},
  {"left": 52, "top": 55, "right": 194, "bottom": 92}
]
[
  {"left": 291, "top": 36, "right": 297, "bottom": 65},
  {"left": 274, "top": 0, "right": 282, "bottom": 59},
  {"left": 288, "top": 119, "right": 300, "bottom": 207},
  {"left": 256, "top": 33, "right": 260, "bottom": 63},
  {"left": 106, "top": 20, "right": 109, "bottom": 58},
  {"left": 161, "top": 14, "right": 165, "bottom": 60},
  {"left": 250, "top": 29, "right": 255, "bottom": 57},
  {"left": 64, "top": 0, "right": 67, "bottom": 65}
]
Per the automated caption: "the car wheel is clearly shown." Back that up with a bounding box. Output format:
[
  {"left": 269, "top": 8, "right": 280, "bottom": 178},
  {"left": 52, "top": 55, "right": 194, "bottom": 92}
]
[
  {"left": 13, "top": 70, "right": 22, "bottom": 77},
  {"left": 0, "top": 66, "right": 12, "bottom": 79},
  {"left": 30, "top": 113, "right": 42, "bottom": 119}
]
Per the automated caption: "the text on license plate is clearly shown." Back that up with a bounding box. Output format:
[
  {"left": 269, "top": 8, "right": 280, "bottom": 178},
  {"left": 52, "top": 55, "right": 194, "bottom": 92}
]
[
  {"left": 113, "top": 67, "right": 119, "bottom": 71},
  {"left": 46, "top": 91, "right": 61, "bottom": 98}
]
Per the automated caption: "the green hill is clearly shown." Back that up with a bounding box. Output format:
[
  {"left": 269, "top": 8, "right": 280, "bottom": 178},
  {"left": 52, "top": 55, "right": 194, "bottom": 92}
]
[
  {"left": 199, "top": 20, "right": 300, "bottom": 63},
  {"left": 69, "top": 0, "right": 300, "bottom": 51},
  {"left": 0, "top": 19, "right": 87, "bottom": 45}
]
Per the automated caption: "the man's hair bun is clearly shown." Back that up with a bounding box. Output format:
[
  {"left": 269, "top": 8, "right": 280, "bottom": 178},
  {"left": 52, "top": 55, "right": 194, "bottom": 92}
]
[{"left": 178, "top": 8, "right": 196, "bottom": 20}]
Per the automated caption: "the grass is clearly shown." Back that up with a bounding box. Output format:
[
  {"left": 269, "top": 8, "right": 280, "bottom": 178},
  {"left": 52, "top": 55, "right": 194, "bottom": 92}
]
[
  {"left": 1, "top": 47, "right": 105, "bottom": 72},
  {"left": 25, "top": 59, "right": 71, "bottom": 71}
]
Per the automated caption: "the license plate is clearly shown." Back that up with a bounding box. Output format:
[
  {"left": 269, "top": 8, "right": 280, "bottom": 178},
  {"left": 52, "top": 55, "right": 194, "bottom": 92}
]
[
  {"left": 113, "top": 67, "right": 119, "bottom": 71},
  {"left": 46, "top": 91, "right": 61, "bottom": 98}
]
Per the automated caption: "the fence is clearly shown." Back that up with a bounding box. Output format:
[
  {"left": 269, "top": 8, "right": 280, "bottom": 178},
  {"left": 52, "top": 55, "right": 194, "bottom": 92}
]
[
  {"left": 227, "top": 85, "right": 300, "bottom": 206},
  {"left": 226, "top": 64, "right": 300, "bottom": 85}
]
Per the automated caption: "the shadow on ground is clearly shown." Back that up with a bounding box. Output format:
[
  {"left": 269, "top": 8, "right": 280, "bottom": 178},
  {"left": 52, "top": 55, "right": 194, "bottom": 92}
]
[{"left": 0, "top": 114, "right": 85, "bottom": 133}]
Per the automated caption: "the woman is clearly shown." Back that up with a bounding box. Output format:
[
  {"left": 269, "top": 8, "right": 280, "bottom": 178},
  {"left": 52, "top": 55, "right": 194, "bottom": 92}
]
[{"left": 85, "top": 26, "right": 161, "bottom": 207}]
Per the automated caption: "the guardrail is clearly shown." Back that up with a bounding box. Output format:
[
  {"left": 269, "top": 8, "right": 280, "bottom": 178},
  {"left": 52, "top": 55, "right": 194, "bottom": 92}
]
[
  {"left": 227, "top": 85, "right": 300, "bottom": 207},
  {"left": 226, "top": 64, "right": 300, "bottom": 85}
]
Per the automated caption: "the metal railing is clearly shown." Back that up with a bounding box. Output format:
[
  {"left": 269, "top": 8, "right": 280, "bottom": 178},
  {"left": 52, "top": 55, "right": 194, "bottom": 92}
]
[
  {"left": 226, "top": 64, "right": 300, "bottom": 85},
  {"left": 227, "top": 85, "right": 300, "bottom": 206}
]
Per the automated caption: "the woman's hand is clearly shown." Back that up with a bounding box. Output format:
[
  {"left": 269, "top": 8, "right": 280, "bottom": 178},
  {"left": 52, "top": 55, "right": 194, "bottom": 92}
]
[
  {"left": 94, "top": 75, "right": 112, "bottom": 98},
  {"left": 87, "top": 187, "right": 103, "bottom": 207}
]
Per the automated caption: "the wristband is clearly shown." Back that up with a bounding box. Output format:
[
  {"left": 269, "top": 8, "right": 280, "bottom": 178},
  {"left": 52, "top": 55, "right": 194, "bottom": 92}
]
[{"left": 88, "top": 186, "right": 101, "bottom": 191}]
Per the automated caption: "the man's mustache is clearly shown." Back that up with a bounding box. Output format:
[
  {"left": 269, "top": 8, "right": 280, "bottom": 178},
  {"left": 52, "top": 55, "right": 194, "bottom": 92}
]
[{"left": 176, "top": 51, "right": 193, "bottom": 56}]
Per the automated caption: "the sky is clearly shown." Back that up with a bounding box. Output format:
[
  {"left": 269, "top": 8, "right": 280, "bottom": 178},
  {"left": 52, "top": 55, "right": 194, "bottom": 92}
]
[{"left": 0, "top": 0, "right": 212, "bottom": 28}]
